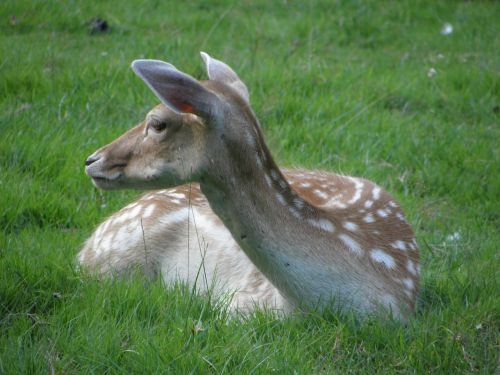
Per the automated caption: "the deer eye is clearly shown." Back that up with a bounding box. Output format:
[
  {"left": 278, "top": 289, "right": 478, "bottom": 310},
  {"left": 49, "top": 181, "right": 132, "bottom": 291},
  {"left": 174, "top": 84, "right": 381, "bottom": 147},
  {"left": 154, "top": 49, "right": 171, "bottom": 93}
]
[{"left": 149, "top": 119, "right": 167, "bottom": 132}]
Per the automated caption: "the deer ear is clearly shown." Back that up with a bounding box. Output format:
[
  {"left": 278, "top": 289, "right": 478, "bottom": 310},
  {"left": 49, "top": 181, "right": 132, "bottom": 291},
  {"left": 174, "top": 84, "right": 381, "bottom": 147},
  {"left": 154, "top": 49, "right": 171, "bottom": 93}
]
[
  {"left": 200, "top": 52, "right": 250, "bottom": 104},
  {"left": 131, "top": 59, "right": 219, "bottom": 118}
]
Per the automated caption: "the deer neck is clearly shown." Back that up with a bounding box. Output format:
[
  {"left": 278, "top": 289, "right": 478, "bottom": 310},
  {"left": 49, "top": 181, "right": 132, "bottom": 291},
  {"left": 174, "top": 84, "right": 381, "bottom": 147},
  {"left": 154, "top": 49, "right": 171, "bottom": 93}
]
[{"left": 198, "top": 123, "right": 339, "bottom": 305}]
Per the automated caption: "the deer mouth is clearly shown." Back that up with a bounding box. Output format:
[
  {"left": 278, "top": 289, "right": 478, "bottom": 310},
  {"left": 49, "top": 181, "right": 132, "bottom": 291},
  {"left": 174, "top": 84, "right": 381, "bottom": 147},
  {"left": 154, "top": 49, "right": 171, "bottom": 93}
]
[
  {"left": 90, "top": 174, "right": 123, "bottom": 190},
  {"left": 86, "top": 167, "right": 124, "bottom": 189}
]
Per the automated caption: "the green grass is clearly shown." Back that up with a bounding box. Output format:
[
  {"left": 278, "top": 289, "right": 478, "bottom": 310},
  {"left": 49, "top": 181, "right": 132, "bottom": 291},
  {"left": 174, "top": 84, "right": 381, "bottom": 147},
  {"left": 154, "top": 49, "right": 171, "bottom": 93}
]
[{"left": 1, "top": 0, "right": 499, "bottom": 373}]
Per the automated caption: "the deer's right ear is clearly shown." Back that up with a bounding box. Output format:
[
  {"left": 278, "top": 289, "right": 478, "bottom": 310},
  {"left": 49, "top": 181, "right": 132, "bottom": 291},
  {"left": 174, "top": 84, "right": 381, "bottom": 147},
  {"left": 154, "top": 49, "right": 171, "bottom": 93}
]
[{"left": 131, "top": 59, "right": 220, "bottom": 119}]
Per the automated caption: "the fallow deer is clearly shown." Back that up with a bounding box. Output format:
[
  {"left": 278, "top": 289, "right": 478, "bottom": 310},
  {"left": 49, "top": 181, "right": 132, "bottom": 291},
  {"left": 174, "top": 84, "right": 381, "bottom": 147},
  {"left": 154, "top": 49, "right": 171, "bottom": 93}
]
[{"left": 79, "top": 52, "right": 420, "bottom": 320}]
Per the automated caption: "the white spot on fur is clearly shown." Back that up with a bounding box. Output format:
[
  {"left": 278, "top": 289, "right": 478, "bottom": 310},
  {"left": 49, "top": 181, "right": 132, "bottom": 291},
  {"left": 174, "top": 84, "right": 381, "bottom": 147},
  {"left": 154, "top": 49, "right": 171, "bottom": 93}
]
[
  {"left": 314, "top": 189, "right": 329, "bottom": 200},
  {"left": 363, "top": 213, "right": 375, "bottom": 223},
  {"left": 407, "top": 260, "right": 417, "bottom": 276},
  {"left": 377, "top": 209, "right": 388, "bottom": 218},
  {"left": 293, "top": 197, "right": 305, "bottom": 209},
  {"left": 364, "top": 200, "right": 373, "bottom": 209},
  {"left": 346, "top": 179, "right": 364, "bottom": 205},
  {"left": 410, "top": 238, "right": 418, "bottom": 250},
  {"left": 95, "top": 222, "right": 106, "bottom": 239},
  {"left": 402, "top": 278, "right": 414, "bottom": 290},
  {"left": 388, "top": 201, "right": 398, "bottom": 208},
  {"left": 244, "top": 130, "right": 256, "bottom": 148},
  {"left": 158, "top": 208, "right": 189, "bottom": 226},
  {"left": 270, "top": 170, "right": 279, "bottom": 181},
  {"left": 392, "top": 240, "right": 406, "bottom": 251},
  {"left": 307, "top": 218, "right": 334, "bottom": 233},
  {"left": 289, "top": 207, "right": 302, "bottom": 219},
  {"left": 343, "top": 221, "right": 359, "bottom": 232},
  {"left": 264, "top": 174, "right": 272, "bottom": 187},
  {"left": 100, "top": 233, "right": 114, "bottom": 252},
  {"left": 370, "top": 249, "right": 396, "bottom": 269},
  {"left": 338, "top": 234, "right": 363, "bottom": 255},
  {"left": 318, "top": 218, "right": 335, "bottom": 232},
  {"left": 143, "top": 204, "right": 156, "bottom": 219},
  {"left": 347, "top": 189, "right": 362, "bottom": 205},
  {"left": 276, "top": 193, "right": 286, "bottom": 206},
  {"left": 372, "top": 186, "right": 381, "bottom": 200},
  {"left": 114, "top": 212, "right": 130, "bottom": 224},
  {"left": 324, "top": 195, "right": 347, "bottom": 209},
  {"left": 299, "top": 182, "right": 311, "bottom": 188},
  {"left": 395, "top": 212, "right": 406, "bottom": 221},
  {"left": 168, "top": 192, "right": 185, "bottom": 200},
  {"left": 255, "top": 157, "right": 263, "bottom": 169},
  {"left": 129, "top": 204, "right": 143, "bottom": 218}
]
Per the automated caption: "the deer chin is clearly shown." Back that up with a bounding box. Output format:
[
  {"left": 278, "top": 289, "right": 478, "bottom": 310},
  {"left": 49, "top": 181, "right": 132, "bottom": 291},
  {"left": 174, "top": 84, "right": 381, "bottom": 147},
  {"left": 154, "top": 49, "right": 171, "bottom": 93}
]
[
  {"left": 92, "top": 171, "right": 183, "bottom": 191},
  {"left": 90, "top": 175, "right": 123, "bottom": 190}
]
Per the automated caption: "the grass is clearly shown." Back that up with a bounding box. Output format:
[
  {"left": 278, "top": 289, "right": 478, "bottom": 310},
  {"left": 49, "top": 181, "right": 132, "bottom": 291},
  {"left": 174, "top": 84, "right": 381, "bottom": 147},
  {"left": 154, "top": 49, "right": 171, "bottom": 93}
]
[{"left": 1, "top": 0, "right": 498, "bottom": 373}]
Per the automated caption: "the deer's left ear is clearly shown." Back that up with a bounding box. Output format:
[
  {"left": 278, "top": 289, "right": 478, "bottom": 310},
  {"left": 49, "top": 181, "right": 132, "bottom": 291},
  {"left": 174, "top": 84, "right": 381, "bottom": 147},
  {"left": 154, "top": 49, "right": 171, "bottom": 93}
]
[
  {"left": 131, "top": 59, "right": 220, "bottom": 119},
  {"left": 200, "top": 52, "right": 250, "bottom": 104}
]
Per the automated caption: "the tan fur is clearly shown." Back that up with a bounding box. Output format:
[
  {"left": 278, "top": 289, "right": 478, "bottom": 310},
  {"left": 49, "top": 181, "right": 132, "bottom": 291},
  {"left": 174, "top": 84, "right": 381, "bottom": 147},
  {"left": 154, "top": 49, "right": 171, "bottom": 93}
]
[{"left": 80, "top": 53, "right": 420, "bottom": 320}]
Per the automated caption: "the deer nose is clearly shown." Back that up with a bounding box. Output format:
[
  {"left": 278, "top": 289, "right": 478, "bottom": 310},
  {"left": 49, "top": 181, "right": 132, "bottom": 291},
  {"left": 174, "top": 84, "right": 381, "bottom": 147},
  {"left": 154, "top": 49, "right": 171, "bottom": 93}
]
[{"left": 85, "top": 155, "right": 101, "bottom": 166}]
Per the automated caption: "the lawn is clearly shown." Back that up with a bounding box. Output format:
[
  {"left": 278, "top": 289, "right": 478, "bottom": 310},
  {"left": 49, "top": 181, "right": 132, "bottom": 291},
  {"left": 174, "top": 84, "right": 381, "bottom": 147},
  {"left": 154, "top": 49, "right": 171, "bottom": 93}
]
[{"left": 0, "top": 0, "right": 498, "bottom": 373}]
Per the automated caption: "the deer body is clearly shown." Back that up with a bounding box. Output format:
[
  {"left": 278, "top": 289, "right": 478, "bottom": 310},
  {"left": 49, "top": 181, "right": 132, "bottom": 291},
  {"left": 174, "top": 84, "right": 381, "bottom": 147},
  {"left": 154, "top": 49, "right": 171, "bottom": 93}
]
[{"left": 80, "top": 53, "right": 420, "bottom": 320}]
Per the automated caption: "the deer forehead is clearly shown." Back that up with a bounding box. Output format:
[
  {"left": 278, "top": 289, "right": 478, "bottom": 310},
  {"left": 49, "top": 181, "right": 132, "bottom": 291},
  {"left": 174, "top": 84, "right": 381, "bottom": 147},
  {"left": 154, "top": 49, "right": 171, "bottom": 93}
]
[{"left": 146, "top": 104, "right": 200, "bottom": 125}]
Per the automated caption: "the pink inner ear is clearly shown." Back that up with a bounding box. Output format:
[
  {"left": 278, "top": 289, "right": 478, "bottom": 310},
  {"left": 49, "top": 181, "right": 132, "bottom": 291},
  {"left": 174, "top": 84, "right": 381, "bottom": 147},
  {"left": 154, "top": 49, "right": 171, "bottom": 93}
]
[
  {"left": 170, "top": 97, "right": 195, "bottom": 114},
  {"left": 179, "top": 103, "right": 195, "bottom": 113}
]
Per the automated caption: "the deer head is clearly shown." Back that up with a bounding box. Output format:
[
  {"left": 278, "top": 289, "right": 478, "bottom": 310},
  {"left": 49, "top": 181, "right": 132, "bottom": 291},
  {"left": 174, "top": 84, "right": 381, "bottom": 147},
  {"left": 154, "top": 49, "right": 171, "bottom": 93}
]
[{"left": 85, "top": 52, "right": 257, "bottom": 191}]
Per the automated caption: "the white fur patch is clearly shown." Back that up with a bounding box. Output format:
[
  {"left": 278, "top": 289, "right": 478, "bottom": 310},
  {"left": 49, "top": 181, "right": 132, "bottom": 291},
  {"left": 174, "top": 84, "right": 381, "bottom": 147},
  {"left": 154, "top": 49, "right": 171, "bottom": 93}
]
[
  {"left": 293, "top": 197, "right": 305, "bottom": 209},
  {"left": 158, "top": 208, "right": 190, "bottom": 226},
  {"left": 255, "top": 157, "right": 263, "bottom": 169},
  {"left": 100, "top": 233, "right": 114, "bottom": 252},
  {"left": 343, "top": 221, "right": 359, "bottom": 232},
  {"left": 307, "top": 218, "right": 334, "bottom": 233},
  {"left": 410, "top": 238, "right": 418, "bottom": 250},
  {"left": 347, "top": 188, "right": 362, "bottom": 205},
  {"left": 391, "top": 240, "right": 406, "bottom": 251},
  {"left": 372, "top": 186, "right": 381, "bottom": 200},
  {"left": 370, "top": 249, "right": 396, "bottom": 269},
  {"left": 129, "top": 204, "right": 143, "bottom": 219},
  {"left": 168, "top": 192, "right": 185, "bottom": 200},
  {"left": 338, "top": 234, "right": 363, "bottom": 255},
  {"left": 276, "top": 193, "right": 286, "bottom": 206},
  {"left": 402, "top": 278, "right": 414, "bottom": 290},
  {"left": 289, "top": 207, "right": 302, "bottom": 219},
  {"left": 314, "top": 189, "right": 329, "bottom": 200},
  {"left": 264, "top": 174, "right": 273, "bottom": 187},
  {"left": 142, "top": 204, "right": 156, "bottom": 218},
  {"left": 407, "top": 260, "right": 417, "bottom": 276},
  {"left": 376, "top": 209, "right": 388, "bottom": 218},
  {"left": 363, "top": 213, "right": 375, "bottom": 223}
]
